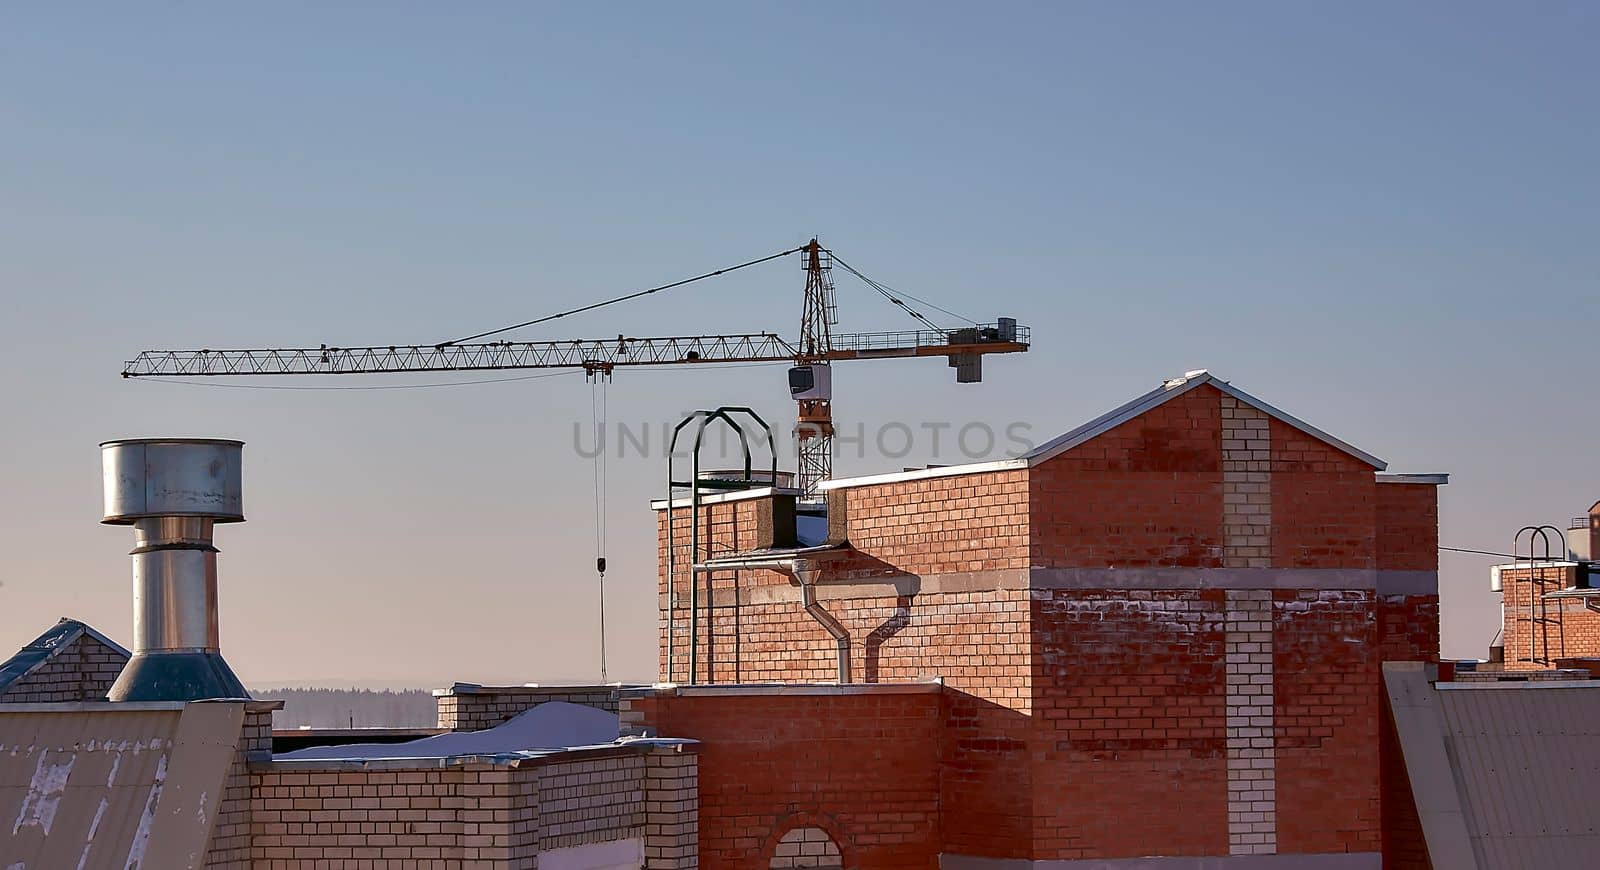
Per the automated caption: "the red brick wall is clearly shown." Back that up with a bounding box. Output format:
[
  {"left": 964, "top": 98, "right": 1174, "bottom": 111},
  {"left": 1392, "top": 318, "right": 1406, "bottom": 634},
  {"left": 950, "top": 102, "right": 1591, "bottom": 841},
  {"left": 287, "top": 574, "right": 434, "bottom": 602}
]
[
  {"left": 1030, "top": 385, "right": 1224, "bottom": 568},
  {"left": 630, "top": 691, "right": 942, "bottom": 870},
  {"left": 685, "top": 589, "right": 1031, "bottom": 706},
  {"left": 1499, "top": 565, "right": 1593, "bottom": 668},
  {"left": 1270, "top": 419, "right": 1377, "bottom": 569},
  {"left": 838, "top": 471, "right": 1029, "bottom": 577},
  {"left": 1273, "top": 590, "right": 1380, "bottom": 855},
  {"left": 1377, "top": 484, "right": 1439, "bottom": 571},
  {"left": 1029, "top": 589, "right": 1229, "bottom": 859},
  {"left": 658, "top": 497, "right": 778, "bottom": 682}
]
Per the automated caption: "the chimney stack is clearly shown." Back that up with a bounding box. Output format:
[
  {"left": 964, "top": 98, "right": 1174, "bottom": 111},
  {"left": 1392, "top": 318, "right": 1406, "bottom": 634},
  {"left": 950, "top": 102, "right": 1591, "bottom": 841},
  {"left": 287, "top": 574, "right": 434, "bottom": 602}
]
[{"left": 101, "top": 438, "right": 249, "bottom": 702}]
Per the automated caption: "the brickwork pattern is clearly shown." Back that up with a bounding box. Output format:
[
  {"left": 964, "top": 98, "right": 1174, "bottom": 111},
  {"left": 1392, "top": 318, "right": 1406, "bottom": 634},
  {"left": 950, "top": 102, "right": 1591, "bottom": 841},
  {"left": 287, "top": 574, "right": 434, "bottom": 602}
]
[
  {"left": 0, "top": 631, "right": 127, "bottom": 703},
  {"left": 537, "top": 755, "right": 647, "bottom": 851},
  {"left": 1224, "top": 590, "right": 1275, "bottom": 855},
  {"left": 770, "top": 826, "right": 843, "bottom": 868},
  {"left": 437, "top": 685, "right": 621, "bottom": 731},
  {"left": 627, "top": 690, "right": 941, "bottom": 869},
  {"left": 1498, "top": 564, "right": 1595, "bottom": 669},
  {"left": 682, "top": 588, "right": 1030, "bottom": 709},
  {"left": 205, "top": 707, "right": 272, "bottom": 867},
  {"left": 1273, "top": 590, "right": 1380, "bottom": 855},
  {"left": 838, "top": 471, "right": 1029, "bottom": 577},
  {"left": 1030, "top": 385, "right": 1223, "bottom": 568},
  {"left": 645, "top": 749, "right": 699, "bottom": 868},
  {"left": 1221, "top": 398, "right": 1271, "bottom": 568},
  {"left": 1269, "top": 419, "right": 1377, "bottom": 569},
  {"left": 1376, "top": 484, "right": 1440, "bottom": 571},
  {"left": 1029, "top": 589, "right": 1228, "bottom": 859},
  {"left": 247, "top": 749, "right": 670, "bottom": 867}
]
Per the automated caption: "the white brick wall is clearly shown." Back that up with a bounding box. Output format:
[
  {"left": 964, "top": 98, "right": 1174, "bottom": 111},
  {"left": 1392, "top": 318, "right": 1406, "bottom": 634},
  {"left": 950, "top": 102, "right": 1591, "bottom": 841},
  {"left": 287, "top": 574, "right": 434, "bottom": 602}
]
[
  {"left": 1225, "top": 589, "right": 1276, "bottom": 855},
  {"left": 1221, "top": 397, "right": 1271, "bottom": 569}
]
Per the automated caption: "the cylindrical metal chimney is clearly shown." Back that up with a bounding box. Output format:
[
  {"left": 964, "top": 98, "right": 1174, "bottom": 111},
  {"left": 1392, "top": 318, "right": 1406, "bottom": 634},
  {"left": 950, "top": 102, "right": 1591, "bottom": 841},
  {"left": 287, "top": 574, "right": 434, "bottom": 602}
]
[{"left": 101, "top": 438, "right": 249, "bottom": 702}]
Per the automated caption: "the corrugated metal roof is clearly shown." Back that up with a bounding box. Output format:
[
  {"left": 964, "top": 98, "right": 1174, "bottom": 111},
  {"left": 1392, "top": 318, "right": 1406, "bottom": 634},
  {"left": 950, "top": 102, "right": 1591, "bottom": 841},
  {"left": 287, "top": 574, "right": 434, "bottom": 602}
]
[
  {"left": 1437, "top": 684, "right": 1600, "bottom": 869},
  {"left": 0, "top": 701, "right": 242, "bottom": 869}
]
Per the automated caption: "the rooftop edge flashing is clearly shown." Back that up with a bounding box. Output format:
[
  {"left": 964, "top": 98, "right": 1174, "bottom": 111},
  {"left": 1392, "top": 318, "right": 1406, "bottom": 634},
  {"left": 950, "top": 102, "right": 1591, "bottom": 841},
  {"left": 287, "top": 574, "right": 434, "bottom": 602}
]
[
  {"left": 259, "top": 739, "right": 696, "bottom": 770},
  {"left": 622, "top": 679, "right": 943, "bottom": 697},
  {"left": 433, "top": 682, "right": 640, "bottom": 697},
  {"left": 650, "top": 486, "right": 799, "bottom": 510},
  {"left": 816, "top": 459, "right": 1028, "bottom": 491},
  {"left": 1376, "top": 473, "right": 1449, "bottom": 485},
  {"left": 817, "top": 370, "right": 1390, "bottom": 491},
  {"left": 1435, "top": 678, "right": 1600, "bottom": 690}
]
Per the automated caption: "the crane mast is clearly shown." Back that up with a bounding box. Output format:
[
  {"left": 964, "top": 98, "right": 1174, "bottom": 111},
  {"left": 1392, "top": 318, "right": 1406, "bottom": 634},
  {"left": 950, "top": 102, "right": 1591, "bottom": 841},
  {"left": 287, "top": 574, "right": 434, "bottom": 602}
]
[
  {"left": 120, "top": 240, "right": 1031, "bottom": 496},
  {"left": 794, "top": 239, "right": 838, "bottom": 495}
]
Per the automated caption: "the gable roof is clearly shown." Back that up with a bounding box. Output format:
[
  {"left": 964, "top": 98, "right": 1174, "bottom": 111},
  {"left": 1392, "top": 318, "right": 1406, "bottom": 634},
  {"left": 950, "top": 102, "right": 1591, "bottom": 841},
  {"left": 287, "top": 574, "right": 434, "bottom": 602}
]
[
  {"left": 0, "top": 618, "right": 131, "bottom": 697},
  {"left": 819, "top": 369, "right": 1386, "bottom": 491},
  {"left": 1023, "top": 369, "right": 1386, "bottom": 469}
]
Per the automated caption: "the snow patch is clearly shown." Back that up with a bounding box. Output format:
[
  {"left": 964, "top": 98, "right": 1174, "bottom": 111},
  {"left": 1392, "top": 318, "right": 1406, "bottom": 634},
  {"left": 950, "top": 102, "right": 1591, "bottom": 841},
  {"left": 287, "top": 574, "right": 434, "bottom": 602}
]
[
  {"left": 11, "top": 750, "right": 76, "bottom": 836},
  {"left": 276, "top": 701, "right": 620, "bottom": 761}
]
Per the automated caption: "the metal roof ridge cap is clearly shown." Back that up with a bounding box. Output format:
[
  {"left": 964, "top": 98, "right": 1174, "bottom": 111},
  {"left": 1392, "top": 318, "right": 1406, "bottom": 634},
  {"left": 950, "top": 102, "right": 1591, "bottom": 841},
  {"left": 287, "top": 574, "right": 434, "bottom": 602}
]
[
  {"left": 70, "top": 619, "right": 134, "bottom": 659},
  {"left": 1021, "top": 375, "right": 1207, "bottom": 466},
  {"left": 1436, "top": 678, "right": 1600, "bottom": 689},
  {"left": 0, "top": 700, "right": 191, "bottom": 712},
  {"left": 1211, "top": 379, "right": 1387, "bottom": 470},
  {"left": 815, "top": 459, "right": 1028, "bottom": 491}
]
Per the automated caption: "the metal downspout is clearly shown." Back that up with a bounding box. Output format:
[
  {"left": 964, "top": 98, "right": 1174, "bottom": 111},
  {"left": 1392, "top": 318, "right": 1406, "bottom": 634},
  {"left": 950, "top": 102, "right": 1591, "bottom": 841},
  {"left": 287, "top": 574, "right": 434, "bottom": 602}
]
[
  {"left": 689, "top": 555, "right": 851, "bottom": 684},
  {"left": 796, "top": 559, "right": 851, "bottom": 684}
]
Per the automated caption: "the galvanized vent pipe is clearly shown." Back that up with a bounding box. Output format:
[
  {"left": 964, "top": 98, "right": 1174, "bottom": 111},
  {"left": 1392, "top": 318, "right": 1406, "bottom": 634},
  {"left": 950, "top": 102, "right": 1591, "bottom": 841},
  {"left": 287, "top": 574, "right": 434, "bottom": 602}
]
[{"left": 101, "top": 438, "right": 250, "bottom": 702}]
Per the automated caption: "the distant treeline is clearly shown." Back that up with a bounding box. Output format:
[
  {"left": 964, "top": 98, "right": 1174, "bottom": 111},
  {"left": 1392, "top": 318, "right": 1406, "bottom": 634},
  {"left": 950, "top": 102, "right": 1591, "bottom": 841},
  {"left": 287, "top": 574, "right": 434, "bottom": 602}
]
[{"left": 255, "top": 687, "right": 437, "bottom": 729}]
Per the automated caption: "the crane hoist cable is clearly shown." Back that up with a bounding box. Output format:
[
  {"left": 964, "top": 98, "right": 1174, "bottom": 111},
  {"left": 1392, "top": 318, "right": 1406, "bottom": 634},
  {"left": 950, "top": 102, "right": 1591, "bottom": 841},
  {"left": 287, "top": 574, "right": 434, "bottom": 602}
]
[
  {"left": 590, "top": 375, "right": 610, "bottom": 684},
  {"left": 440, "top": 244, "right": 807, "bottom": 348}
]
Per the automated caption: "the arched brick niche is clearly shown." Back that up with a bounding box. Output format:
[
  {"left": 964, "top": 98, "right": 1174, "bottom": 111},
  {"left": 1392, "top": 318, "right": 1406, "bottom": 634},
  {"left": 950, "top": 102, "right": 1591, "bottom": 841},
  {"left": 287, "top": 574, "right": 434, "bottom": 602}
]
[{"left": 769, "top": 826, "right": 843, "bottom": 869}]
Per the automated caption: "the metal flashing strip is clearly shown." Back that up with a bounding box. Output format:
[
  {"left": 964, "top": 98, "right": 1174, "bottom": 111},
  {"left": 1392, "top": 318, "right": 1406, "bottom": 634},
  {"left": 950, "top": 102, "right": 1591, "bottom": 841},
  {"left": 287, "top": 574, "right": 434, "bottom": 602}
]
[
  {"left": 634, "top": 681, "right": 942, "bottom": 698},
  {"left": 1375, "top": 473, "right": 1449, "bottom": 485},
  {"left": 1382, "top": 662, "right": 1480, "bottom": 870},
  {"left": 259, "top": 741, "right": 678, "bottom": 771},
  {"left": 939, "top": 852, "right": 1382, "bottom": 869},
  {"left": 0, "top": 700, "right": 192, "bottom": 713},
  {"left": 1435, "top": 679, "right": 1600, "bottom": 690},
  {"left": 650, "top": 486, "right": 798, "bottom": 510},
  {"left": 815, "top": 459, "right": 1028, "bottom": 491}
]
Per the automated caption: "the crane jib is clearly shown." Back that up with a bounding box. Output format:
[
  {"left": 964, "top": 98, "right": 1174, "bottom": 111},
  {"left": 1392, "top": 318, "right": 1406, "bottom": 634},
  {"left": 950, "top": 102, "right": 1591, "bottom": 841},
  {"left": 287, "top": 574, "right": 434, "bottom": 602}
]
[{"left": 120, "top": 326, "right": 1029, "bottom": 377}]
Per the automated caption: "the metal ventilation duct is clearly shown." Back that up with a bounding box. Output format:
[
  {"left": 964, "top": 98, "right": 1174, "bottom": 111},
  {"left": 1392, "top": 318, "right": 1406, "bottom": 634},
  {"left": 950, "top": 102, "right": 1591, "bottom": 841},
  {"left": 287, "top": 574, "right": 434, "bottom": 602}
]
[{"left": 100, "top": 438, "right": 249, "bottom": 702}]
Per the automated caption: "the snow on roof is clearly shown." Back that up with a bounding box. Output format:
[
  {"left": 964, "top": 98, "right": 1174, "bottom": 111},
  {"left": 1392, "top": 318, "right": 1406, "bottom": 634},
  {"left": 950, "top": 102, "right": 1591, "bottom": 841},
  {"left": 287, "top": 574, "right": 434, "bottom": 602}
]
[{"left": 275, "top": 701, "right": 620, "bottom": 762}]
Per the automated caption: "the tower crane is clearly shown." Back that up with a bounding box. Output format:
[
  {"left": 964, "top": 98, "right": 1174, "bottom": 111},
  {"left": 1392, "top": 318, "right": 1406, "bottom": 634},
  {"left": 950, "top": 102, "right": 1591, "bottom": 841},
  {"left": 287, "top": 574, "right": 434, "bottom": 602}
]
[{"left": 120, "top": 239, "right": 1031, "bottom": 496}]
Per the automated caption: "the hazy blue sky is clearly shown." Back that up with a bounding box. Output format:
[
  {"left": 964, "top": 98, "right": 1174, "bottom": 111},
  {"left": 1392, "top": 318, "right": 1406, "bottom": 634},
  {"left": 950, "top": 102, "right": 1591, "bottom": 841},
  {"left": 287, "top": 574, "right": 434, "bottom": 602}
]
[{"left": 2, "top": 3, "right": 1595, "bottom": 684}]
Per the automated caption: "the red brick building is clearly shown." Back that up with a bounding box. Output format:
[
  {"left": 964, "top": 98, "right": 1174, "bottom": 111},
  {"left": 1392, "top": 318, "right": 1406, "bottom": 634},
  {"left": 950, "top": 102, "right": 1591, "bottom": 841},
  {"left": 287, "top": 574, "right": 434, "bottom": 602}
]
[
  {"left": 642, "top": 370, "right": 1445, "bottom": 868},
  {"left": 1490, "top": 502, "right": 1600, "bottom": 669}
]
